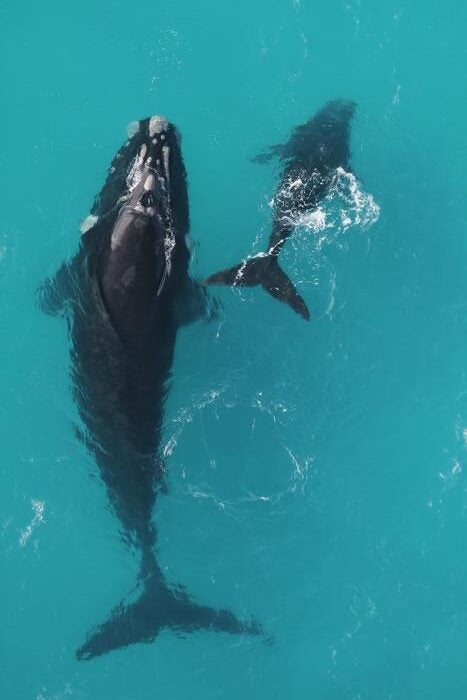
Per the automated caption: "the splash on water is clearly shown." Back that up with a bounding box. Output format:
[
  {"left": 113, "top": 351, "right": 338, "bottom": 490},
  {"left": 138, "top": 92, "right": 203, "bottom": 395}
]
[
  {"left": 19, "top": 499, "right": 45, "bottom": 547},
  {"left": 36, "top": 685, "right": 73, "bottom": 700},
  {"left": 272, "top": 167, "right": 380, "bottom": 249},
  {"left": 163, "top": 388, "right": 223, "bottom": 459}
]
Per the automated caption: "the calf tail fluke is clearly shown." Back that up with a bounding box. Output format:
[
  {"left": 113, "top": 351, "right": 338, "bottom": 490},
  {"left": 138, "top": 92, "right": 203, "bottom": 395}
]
[{"left": 203, "top": 255, "right": 310, "bottom": 321}]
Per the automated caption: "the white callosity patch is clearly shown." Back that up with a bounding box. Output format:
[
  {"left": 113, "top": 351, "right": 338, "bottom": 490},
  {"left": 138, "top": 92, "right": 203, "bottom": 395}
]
[
  {"left": 125, "top": 144, "right": 147, "bottom": 194},
  {"left": 162, "top": 145, "right": 170, "bottom": 185},
  {"left": 80, "top": 214, "right": 98, "bottom": 235},
  {"left": 124, "top": 116, "right": 171, "bottom": 198},
  {"left": 126, "top": 135, "right": 167, "bottom": 199},
  {"left": 149, "top": 115, "right": 169, "bottom": 137},
  {"left": 126, "top": 120, "right": 140, "bottom": 138},
  {"left": 19, "top": 499, "right": 45, "bottom": 547},
  {"left": 110, "top": 114, "right": 177, "bottom": 276},
  {"left": 144, "top": 174, "right": 155, "bottom": 191},
  {"left": 154, "top": 141, "right": 175, "bottom": 274}
]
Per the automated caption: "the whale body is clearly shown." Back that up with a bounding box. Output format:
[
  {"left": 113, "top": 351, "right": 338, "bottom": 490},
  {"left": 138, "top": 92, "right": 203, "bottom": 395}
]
[
  {"left": 40, "top": 115, "right": 259, "bottom": 660},
  {"left": 204, "top": 100, "right": 356, "bottom": 320}
]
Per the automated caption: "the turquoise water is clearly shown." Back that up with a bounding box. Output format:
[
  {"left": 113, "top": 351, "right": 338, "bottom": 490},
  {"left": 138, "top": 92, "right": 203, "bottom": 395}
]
[{"left": 2, "top": 0, "right": 467, "bottom": 697}]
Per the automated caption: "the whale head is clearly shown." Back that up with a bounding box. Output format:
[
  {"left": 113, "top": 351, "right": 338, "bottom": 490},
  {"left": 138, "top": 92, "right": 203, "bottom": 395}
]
[
  {"left": 93, "top": 116, "right": 190, "bottom": 341},
  {"left": 118, "top": 115, "right": 188, "bottom": 238}
]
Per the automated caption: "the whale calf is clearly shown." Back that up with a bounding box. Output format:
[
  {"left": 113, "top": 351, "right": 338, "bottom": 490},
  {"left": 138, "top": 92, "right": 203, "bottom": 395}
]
[
  {"left": 39, "top": 116, "right": 259, "bottom": 660},
  {"left": 204, "top": 100, "right": 356, "bottom": 320}
]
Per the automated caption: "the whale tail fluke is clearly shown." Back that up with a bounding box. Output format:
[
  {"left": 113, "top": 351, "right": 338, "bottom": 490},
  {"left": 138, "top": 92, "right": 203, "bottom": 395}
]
[
  {"left": 76, "top": 557, "right": 260, "bottom": 660},
  {"left": 203, "top": 254, "right": 310, "bottom": 321}
]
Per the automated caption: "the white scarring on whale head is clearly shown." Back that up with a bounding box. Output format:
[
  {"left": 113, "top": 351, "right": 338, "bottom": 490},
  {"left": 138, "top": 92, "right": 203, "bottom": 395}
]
[
  {"left": 80, "top": 214, "right": 98, "bottom": 235},
  {"left": 149, "top": 115, "right": 169, "bottom": 137},
  {"left": 127, "top": 120, "right": 140, "bottom": 138}
]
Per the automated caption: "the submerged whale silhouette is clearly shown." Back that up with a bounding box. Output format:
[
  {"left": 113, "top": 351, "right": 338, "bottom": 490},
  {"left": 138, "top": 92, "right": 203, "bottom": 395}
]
[
  {"left": 204, "top": 100, "right": 356, "bottom": 320},
  {"left": 39, "top": 116, "right": 259, "bottom": 660}
]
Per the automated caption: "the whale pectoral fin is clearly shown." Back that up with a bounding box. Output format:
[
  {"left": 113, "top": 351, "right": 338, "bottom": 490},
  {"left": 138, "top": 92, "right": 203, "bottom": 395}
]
[
  {"left": 174, "top": 280, "right": 220, "bottom": 327},
  {"left": 250, "top": 143, "right": 284, "bottom": 165},
  {"left": 37, "top": 263, "right": 74, "bottom": 316}
]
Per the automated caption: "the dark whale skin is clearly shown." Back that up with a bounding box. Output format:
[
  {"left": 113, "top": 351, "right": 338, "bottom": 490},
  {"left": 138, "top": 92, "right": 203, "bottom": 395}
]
[
  {"left": 204, "top": 100, "right": 356, "bottom": 320},
  {"left": 39, "top": 115, "right": 259, "bottom": 660}
]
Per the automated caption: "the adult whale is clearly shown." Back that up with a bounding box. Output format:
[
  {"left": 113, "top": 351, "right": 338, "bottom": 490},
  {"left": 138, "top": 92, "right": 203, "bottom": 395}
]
[
  {"left": 39, "top": 115, "right": 259, "bottom": 660},
  {"left": 204, "top": 100, "right": 356, "bottom": 320}
]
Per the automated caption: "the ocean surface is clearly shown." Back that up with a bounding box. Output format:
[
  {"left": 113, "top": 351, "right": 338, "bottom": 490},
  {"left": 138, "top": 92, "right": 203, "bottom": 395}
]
[{"left": 2, "top": 1, "right": 467, "bottom": 698}]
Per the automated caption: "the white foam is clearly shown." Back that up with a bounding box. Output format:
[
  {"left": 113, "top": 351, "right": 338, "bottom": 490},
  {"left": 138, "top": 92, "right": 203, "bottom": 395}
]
[
  {"left": 276, "top": 167, "right": 380, "bottom": 244},
  {"left": 298, "top": 207, "right": 328, "bottom": 232},
  {"left": 331, "top": 167, "right": 380, "bottom": 231},
  {"left": 164, "top": 227, "right": 176, "bottom": 274},
  {"left": 19, "top": 499, "right": 45, "bottom": 547}
]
